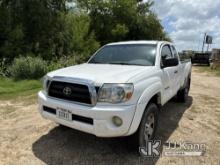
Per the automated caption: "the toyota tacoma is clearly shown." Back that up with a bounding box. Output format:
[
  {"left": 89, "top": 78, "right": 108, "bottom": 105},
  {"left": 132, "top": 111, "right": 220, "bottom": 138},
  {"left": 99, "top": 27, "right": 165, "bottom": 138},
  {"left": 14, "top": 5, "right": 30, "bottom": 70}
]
[{"left": 38, "top": 41, "right": 192, "bottom": 148}]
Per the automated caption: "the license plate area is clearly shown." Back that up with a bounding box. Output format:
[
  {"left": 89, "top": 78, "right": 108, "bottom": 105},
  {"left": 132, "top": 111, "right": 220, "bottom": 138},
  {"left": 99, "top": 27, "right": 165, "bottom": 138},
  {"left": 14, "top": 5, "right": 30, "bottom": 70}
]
[{"left": 57, "top": 108, "right": 72, "bottom": 121}]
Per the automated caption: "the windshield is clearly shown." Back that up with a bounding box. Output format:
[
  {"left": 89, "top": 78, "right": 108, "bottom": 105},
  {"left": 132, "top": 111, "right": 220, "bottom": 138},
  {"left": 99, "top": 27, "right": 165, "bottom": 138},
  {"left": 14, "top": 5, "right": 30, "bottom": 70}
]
[{"left": 88, "top": 44, "right": 156, "bottom": 66}]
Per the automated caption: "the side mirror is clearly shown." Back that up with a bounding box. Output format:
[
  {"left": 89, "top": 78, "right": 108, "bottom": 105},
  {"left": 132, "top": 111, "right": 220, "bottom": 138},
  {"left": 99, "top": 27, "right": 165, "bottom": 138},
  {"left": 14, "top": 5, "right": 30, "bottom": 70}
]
[{"left": 162, "top": 58, "right": 179, "bottom": 68}]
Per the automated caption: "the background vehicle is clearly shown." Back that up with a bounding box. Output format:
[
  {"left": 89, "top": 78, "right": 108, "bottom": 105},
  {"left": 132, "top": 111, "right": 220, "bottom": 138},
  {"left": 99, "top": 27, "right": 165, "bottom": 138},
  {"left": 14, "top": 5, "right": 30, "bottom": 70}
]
[
  {"left": 191, "top": 52, "right": 211, "bottom": 66},
  {"left": 38, "top": 41, "right": 192, "bottom": 148}
]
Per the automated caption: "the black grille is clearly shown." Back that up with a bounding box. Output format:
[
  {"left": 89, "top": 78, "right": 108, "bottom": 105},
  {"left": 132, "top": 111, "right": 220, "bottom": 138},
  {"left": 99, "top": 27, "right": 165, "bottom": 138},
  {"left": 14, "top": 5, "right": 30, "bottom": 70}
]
[
  {"left": 48, "top": 81, "right": 91, "bottom": 104},
  {"left": 43, "top": 106, "right": 56, "bottom": 114},
  {"left": 72, "top": 114, "right": 93, "bottom": 125}
]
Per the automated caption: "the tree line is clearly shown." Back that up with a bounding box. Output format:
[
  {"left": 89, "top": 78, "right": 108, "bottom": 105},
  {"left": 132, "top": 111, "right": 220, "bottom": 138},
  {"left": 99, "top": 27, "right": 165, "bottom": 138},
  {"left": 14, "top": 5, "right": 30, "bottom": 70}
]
[{"left": 0, "top": 0, "right": 170, "bottom": 79}]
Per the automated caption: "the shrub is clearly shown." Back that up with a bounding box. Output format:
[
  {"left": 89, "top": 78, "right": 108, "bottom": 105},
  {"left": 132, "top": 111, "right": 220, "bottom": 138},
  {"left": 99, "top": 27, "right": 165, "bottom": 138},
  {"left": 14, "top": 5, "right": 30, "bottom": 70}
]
[
  {"left": 47, "top": 55, "right": 78, "bottom": 72},
  {"left": 9, "top": 56, "right": 47, "bottom": 79},
  {"left": 0, "top": 58, "right": 10, "bottom": 77}
]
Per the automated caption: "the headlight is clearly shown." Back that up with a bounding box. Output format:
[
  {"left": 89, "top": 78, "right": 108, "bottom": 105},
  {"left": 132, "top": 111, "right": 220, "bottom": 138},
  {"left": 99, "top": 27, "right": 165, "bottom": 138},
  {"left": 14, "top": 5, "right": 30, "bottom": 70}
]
[
  {"left": 98, "top": 83, "right": 134, "bottom": 103},
  {"left": 42, "top": 75, "right": 52, "bottom": 92}
]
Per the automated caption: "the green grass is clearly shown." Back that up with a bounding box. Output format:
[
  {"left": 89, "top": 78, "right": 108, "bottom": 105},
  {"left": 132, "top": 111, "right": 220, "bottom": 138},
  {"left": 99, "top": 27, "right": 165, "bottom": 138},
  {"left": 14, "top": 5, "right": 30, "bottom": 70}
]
[
  {"left": 195, "top": 66, "right": 220, "bottom": 77},
  {"left": 0, "top": 77, "right": 41, "bottom": 99}
]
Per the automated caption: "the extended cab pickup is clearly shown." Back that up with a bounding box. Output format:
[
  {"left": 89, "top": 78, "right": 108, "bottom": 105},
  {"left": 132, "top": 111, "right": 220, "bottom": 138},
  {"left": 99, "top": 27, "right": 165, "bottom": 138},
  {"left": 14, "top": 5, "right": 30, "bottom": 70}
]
[{"left": 38, "top": 41, "right": 191, "bottom": 147}]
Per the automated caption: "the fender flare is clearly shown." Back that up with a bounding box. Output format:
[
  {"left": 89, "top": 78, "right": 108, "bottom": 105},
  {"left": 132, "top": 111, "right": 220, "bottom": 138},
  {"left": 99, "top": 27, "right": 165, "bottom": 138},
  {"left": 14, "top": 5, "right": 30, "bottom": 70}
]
[
  {"left": 181, "top": 72, "right": 191, "bottom": 90},
  {"left": 127, "top": 82, "right": 162, "bottom": 135}
]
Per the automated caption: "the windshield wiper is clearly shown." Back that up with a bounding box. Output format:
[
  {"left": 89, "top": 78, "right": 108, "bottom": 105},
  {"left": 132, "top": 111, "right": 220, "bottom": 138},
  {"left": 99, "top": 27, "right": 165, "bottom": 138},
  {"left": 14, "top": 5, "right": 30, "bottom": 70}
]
[
  {"left": 90, "top": 62, "right": 145, "bottom": 66},
  {"left": 89, "top": 61, "right": 106, "bottom": 64},
  {"left": 108, "top": 62, "right": 134, "bottom": 65},
  {"left": 108, "top": 62, "right": 146, "bottom": 66}
]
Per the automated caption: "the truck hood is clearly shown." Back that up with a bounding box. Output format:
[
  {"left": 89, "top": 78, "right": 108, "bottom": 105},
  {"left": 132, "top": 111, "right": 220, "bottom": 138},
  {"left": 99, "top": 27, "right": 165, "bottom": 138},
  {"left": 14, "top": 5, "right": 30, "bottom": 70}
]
[{"left": 48, "top": 63, "right": 154, "bottom": 85}]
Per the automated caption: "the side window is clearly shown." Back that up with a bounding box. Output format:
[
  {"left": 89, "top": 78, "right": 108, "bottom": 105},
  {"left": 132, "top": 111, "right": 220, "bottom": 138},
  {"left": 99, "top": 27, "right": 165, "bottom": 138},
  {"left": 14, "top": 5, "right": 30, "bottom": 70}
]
[
  {"left": 171, "top": 46, "right": 178, "bottom": 59},
  {"left": 161, "top": 45, "right": 173, "bottom": 66},
  {"left": 161, "top": 45, "right": 173, "bottom": 59}
]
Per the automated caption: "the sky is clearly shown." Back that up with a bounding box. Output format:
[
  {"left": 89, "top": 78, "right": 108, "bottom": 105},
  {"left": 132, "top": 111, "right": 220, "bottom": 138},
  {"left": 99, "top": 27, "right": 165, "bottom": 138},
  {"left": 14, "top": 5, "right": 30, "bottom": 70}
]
[{"left": 151, "top": 0, "right": 220, "bottom": 51}]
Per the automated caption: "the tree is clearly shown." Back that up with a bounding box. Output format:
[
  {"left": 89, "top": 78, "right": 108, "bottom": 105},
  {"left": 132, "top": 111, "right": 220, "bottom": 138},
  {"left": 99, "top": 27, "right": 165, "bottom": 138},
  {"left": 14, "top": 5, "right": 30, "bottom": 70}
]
[
  {"left": 0, "top": 0, "right": 67, "bottom": 60},
  {"left": 62, "top": 12, "right": 100, "bottom": 62},
  {"left": 0, "top": 0, "right": 99, "bottom": 62},
  {"left": 0, "top": 0, "right": 170, "bottom": 66},
  {"left": 76, "top": 0, "right": 170, "bottom": 45}
]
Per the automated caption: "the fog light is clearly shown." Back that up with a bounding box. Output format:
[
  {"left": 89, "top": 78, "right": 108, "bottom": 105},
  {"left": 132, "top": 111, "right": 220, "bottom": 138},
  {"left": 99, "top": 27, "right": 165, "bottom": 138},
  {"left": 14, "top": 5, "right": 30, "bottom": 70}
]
[{"left": 112, "top": 116, "right": 123, "bottom": 127}]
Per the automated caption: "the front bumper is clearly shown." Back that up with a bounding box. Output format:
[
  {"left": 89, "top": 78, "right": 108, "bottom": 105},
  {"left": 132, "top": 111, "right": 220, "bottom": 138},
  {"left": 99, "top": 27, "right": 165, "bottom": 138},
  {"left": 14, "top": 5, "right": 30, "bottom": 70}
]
[{"left": 38, "top": 91, "right": 136, "bottom": 137}]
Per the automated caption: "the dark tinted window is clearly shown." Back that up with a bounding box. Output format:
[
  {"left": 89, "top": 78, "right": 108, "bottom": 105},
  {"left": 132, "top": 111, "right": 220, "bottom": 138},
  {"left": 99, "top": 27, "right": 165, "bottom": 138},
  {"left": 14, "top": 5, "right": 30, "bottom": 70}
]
[
  {"left": 89, "top": 44, "right": 156, "bottom": 66},
  {"left": 161, "top": 45, "right": 173, "bottom": 66},
  {"left": 161, "top": 45, "right": 173, "bottom": 59}
]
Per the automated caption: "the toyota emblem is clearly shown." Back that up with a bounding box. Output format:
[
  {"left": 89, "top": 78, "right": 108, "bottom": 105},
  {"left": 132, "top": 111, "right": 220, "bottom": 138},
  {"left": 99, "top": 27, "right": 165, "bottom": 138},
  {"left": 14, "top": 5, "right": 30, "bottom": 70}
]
[{"left": 63, "top": 87, "right": 72, "bottom": 96}]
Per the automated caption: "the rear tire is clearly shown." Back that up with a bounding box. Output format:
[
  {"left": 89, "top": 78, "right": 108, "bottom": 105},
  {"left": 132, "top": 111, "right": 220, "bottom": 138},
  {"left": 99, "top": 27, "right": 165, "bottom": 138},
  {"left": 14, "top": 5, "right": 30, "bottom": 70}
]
[
  {"left": 132, "top": 103, "right": 159, "bottom": 149},
  {"left": 177, "top": 77, "right": 190, "bottom": 102}
]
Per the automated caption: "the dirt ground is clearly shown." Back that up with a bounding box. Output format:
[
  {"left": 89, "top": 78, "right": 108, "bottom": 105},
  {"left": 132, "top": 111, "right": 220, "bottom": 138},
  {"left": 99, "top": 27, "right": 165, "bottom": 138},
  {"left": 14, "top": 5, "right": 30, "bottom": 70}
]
[{"left": 0, "top": 67, "right": 220, "bottom": 165}]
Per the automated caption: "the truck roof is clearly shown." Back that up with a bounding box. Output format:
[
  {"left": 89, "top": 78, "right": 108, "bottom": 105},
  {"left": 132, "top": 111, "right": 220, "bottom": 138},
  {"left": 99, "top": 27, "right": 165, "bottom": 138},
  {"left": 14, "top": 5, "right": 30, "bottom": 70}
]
[{"left": 107, "top": 40, "right": 171, "bottom": 46}]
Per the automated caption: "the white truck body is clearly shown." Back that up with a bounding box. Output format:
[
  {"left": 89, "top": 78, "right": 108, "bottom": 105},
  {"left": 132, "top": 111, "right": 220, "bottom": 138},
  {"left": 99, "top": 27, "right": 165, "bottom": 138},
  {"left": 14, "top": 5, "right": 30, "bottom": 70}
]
[{"left": 38, "top": 41, "right": 191, "bottom": 137}]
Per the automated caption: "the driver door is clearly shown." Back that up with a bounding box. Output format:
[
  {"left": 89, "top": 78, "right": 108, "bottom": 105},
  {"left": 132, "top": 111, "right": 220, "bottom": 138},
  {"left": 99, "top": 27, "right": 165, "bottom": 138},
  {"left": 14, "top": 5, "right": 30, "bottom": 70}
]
[{"left": 160, "top": 44, "right": 177, "bottom": 102}]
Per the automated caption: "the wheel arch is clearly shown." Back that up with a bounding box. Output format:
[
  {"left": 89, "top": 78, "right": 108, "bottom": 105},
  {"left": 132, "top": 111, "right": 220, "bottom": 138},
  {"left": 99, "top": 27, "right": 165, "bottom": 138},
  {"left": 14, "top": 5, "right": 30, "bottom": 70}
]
[
  {"left": 181, "top": 72, "right": 191, "bottom": 90},
  {"left": 127, "top": 82, "right": 162, "bottom": 136}
]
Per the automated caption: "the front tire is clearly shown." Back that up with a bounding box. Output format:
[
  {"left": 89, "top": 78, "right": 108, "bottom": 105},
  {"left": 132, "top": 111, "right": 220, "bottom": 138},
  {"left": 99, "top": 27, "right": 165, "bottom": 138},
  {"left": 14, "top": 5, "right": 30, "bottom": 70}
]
[{"left": 132, "top": 103, "right": 159, "bottom": 149}]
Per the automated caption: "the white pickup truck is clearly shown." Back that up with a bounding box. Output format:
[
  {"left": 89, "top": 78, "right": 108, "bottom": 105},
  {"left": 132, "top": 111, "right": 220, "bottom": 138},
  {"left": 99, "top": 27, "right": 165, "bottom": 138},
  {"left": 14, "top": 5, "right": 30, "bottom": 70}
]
[{"left": 38, "top": 41, "right": 191, "bottom": 148}]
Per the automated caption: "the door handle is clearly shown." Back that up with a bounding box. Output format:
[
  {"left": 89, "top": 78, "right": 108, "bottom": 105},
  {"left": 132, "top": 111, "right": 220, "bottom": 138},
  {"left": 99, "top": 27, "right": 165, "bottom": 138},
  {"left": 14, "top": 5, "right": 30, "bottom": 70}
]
[{"left": 174, "top": 70, "right": 178, "bottom": 74}]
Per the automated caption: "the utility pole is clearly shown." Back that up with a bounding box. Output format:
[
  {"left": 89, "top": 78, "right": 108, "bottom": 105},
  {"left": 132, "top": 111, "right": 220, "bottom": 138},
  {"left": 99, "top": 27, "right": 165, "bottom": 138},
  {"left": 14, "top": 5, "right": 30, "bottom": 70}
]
[
  {"left": 202, "top": 33, "right": 206, "bottom": 53},
  {"left": 207, "top": 44, "right": 209, "bottom": 52}
]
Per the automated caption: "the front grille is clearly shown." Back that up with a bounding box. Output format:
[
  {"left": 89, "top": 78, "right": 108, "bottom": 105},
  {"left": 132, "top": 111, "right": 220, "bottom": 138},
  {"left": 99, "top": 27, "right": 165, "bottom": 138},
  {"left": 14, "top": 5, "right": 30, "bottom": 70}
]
[{"left": 48, "top": 81, "right": 91, "bottom": 104}]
